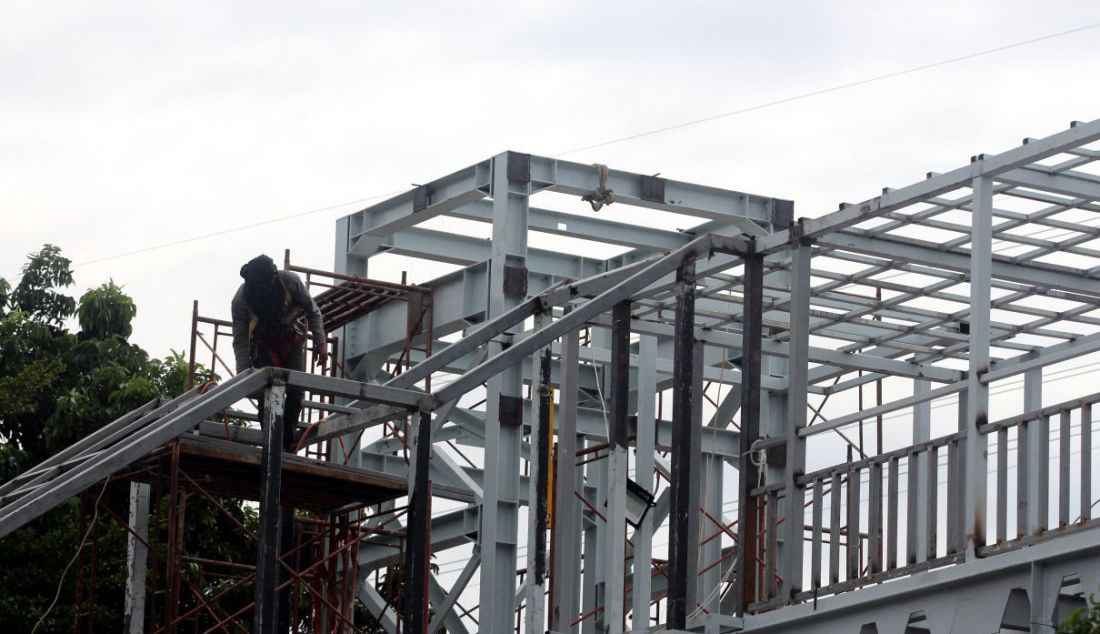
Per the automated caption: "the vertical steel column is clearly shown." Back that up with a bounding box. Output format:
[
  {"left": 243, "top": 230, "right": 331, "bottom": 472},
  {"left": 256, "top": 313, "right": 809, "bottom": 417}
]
[
  {"left": 735, "top": 244, "right": 764, "bottom": 615},
  {"left": 781, "top": 235, "right": 811, "bottom": 599},
  {"left": 668, "top": 258, "right": 702, "bottom": 629},
  {"left": 604, "top": 301, "right": 632, "bottom": 633},
  {"left": 1024, "top": 369, "right": 1043, "bottom": 534},
  {"left": 964, "top": 174, "right": 992, "bottom": 556},
  {"left": 124, "top": 482, "right": 150, "bottom": 634},
  {"left": 480, "top": 151, "right": 530, "bottom": 633},
  {"left": 580, "top": 444, "right": 607, "bottom": 634},
  {"left": 583, "top": 326, "right": 609, "bottom": 634},
  {"left": 524, "top": 313, "right": 552, "bottom": 634},
  {"left": 550, "top": 323, "right": 581, "bottom": 632},
  {"left": 631, "top": 335, "right": 658, "bottom": 629},
  {"left": 254, "top": 380, "right": 287, "bottom": 633},
  {"left": 404, "top": 407, "right": 433, "bottom": 633},
  {"left": 333, "top": 214, "right": 366, "bottom": 469},
  {"left": 911, "top": 377, "right": 932, "bottom": 564}
]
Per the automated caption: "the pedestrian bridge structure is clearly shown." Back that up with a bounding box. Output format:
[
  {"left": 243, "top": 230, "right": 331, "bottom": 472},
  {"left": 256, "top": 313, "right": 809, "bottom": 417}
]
[{"left": 2, "top": 119, "right": 1100, "bottom": 633}]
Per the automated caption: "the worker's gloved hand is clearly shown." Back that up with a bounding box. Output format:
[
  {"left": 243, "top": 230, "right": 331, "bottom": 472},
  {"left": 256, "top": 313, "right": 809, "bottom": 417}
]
[{"left": 313, "top": 344, "right": 328, "bottom": 370}]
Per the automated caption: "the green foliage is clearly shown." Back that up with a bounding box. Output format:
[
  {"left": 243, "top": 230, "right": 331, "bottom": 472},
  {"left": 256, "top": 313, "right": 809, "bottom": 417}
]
[
  {"left": 0, "top": 245, "right": 255, "bottom": 633},
  {"left": 77, "top": 281, "right": 136, "bottom": 339},
  {"left": 10, "top": 245, "right": 76, "bottom": 327},
  {"left": 1061, "top": 591, "right": 1100, "bottom": 633}
]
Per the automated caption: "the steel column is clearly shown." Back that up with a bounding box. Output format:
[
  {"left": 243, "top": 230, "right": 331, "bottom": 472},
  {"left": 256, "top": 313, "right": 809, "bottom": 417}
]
[
  {"left": 781, "top": 236, "right": 811, "bottom": 599},
  {"left": 254, "top": 380, "right": 287, "bottom": 633},
  {"left": 403, "top": 408, "right": 433, "bottom": 633},
  {"left": 668, "top": 259, "right": 703, "bottom": 628},
  {"left": 631, "top": 334, "right": 658, "bottom": 629},
  {"left": 1024, "top": 368, "right": 1043, "bottom": 535},
  {"left": 550, "top": 323, "right": 581, "bottom": 632},
  {"left": 605, "top": 301, "right": 632, "bottom": 633},
  {"left": 965, "top": 174, "right": 993, "bottom": 555},
  {"left": 524, "top": 315, "right": 553, "bottom": 633},
  {"left": 479, "top": 151, "right": 529, "bottom": 633},
  {"left": 736, "top": 245, "right": 765, "bottom": 614},
  {"left": 123, "top": 482, "right": 150, "bottom": 634}
]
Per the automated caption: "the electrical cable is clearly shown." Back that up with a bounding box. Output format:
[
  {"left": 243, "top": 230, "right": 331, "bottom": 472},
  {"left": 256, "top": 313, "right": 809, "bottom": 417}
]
[
  {"left": 553, "top": 21, "right": 1100, "bottom": 157},
  {"left": 31, "top": 478, "right": 110, "bottom": 634},
  {"left": 73, "top": 190, "right": 405, "bottom": 267},
  {"left": 55, "top": 20, "right": 1099, "bottom": 271}
]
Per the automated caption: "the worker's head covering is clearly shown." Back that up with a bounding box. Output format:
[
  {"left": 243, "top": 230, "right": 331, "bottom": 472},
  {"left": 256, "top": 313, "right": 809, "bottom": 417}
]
[{"left": 240, "top": 254, "right": 278, "bottom": 288}]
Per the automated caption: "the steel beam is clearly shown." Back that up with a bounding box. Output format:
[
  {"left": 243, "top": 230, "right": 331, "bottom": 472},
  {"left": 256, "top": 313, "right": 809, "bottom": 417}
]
[
  {"left": 432, "top": 235, "right": 716, "bottom": 404},
  {"left": 756, "top": 118, "right": 1100, "bottom": 254},
  {"left": 530, "top": 155, "right": 776, "bottom": 225},
  {"left": 346, "top": 162, "right": 491, "bottom": 256},
  {"left": 982, "top": 329, "right": 1100, "bottom": 384},
  {"left": 428, "top": 550, "right": 479, "bottom": 634},
  {"left": 817, "top": 232, "right": 1100, "bottom": 301},
  {"left": 375, "top": 227, "right": 605, "bottom": 279},
  {"left": 447, "top": 199, "right": 693, "bottom": 252},
  {"left": 0, "top": 370, "right": 267, "bottom": 538}
]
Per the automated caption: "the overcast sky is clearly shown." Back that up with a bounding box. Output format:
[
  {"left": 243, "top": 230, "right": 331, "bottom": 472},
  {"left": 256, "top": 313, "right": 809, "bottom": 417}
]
[{"left": 3, "top": 1, "right": 1100, "bottom": 361}]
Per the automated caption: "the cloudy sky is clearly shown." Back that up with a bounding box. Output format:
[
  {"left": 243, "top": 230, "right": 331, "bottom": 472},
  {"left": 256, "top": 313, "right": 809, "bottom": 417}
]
[{"left": 3, "top": 1, "right": 1100, "bottom": 360}]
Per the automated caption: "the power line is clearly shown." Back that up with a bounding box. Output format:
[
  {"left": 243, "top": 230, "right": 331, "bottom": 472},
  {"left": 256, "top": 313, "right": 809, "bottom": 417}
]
[
  {"left": 61, "top": 20, "right": 1099, "bottom": 270},
  {"left": 553, "top": 21, "right": 1100, "bottom": 157},
  {"left": 74, "top": 190, "right": 405, "bottom": 267}
]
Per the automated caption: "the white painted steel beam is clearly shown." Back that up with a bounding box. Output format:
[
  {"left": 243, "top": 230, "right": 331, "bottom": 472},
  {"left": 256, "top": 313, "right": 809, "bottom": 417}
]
[{"left": 818, "top": 232, "right": 1100, "bottom": 301}]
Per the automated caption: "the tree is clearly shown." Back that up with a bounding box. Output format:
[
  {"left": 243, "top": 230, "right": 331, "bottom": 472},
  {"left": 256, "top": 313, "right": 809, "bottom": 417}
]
[
  {"left": 1061, "top": 590, "right": 1100, "bottom": 633},
  {"left": 0, "top": 245, "right": 251, "bottom": 632}
]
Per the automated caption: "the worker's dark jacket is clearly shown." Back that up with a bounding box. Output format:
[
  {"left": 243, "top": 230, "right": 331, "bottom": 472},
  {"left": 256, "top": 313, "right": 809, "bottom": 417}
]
[{"left": 230, "top": 271, "right": 325, "bottom": 374}]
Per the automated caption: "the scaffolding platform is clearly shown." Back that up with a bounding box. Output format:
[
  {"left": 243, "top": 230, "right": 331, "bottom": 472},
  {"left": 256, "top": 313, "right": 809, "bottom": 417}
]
[{"left": 130, "top": 435, "right": 411, "bottom": 513}]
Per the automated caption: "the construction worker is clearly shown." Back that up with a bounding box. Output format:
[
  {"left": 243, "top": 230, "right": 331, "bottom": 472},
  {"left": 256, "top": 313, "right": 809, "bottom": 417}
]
[
  {"left": 231, "top": 253, "right": 327, "bottom": 439},
  {"left": 231, "top": 253, "right": 326, "bottom": 634}
]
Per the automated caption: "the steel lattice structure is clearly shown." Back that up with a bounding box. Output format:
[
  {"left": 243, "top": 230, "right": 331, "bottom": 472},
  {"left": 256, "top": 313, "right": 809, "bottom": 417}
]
[
  {"left": 333, "top": 120, "right": 1100, "bottom": 633},
  {"left": 3, "top": 118, "right": 1100, "bottom": 633}
]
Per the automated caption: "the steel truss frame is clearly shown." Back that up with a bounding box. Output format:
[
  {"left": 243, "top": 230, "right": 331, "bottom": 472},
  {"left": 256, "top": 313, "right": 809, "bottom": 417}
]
[
  {"left": 4, "top": 120, "right": 1100, "bottom": 633},
  {"left": 337, "top": 122, "right": 1100, "bottom": 633}
]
